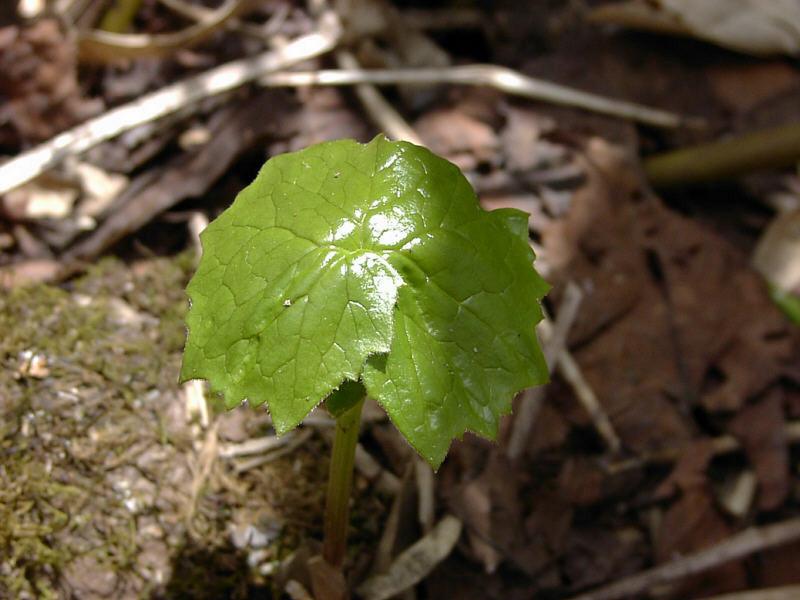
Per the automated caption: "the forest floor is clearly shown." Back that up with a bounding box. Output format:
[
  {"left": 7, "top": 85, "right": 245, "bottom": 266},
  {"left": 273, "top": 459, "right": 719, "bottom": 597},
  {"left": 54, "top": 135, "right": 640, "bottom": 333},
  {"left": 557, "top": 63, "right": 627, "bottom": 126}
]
[{"left": 2, "top": 1, "right": 800, "bottom": 599}]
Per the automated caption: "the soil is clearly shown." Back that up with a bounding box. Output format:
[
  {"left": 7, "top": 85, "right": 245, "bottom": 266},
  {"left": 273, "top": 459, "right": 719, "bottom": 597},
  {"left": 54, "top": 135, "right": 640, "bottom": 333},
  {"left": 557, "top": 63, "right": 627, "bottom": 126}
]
[{"left": 2, "top": 1, "right": 800, "bottom": 599}]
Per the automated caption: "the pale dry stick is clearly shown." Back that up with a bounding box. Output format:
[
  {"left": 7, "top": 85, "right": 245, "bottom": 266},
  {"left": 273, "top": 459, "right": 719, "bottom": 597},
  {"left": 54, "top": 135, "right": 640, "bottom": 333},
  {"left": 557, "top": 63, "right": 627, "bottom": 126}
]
[
  {"left": 334, "top": 51, "right": 423, "bottom": 144},
  {"left": 259, "top": 65, "right": 690, "bottom": 128},
  {"left": 606, "top": 420, "right": 800, "bottom": 475},
  {"left": 285, "top": 580, "right": 314, "bottom": 600},
  {"left": 158, "top": 0, "right": 291, "bottom": 43},
  {"left": 355, "top": 444, "right": 401, "bottom": 496},
  {"left": 182, "top": 379, "right": 210, "bottom": 428},
  {"left": 555, "top": 338, "right": 622, "bottom": 454},
  {"left": 218, "top": 430, "right": 298, "bottom": 459},
  {"left": 414, "top": 458, "right": 435, "bottom": 533},
  {"left": 319, "top": 427, "right": 401, "bottom": 495},
  {"left": 372, "top": 467, "right": 413, "bottom": 575},
  {"left": 187, "top": 211, "right": 208, "bottom": 257},
  {"left": 157, "top": 0, "right": 219, "bottom": 20},
  {"left": 0, "top": 13, "right": 342, "bottom": 195},
  {"left": 185, "top": 420, "right": 220, "bottom": 528},
  {"left": 507, "top": 282, "right": 583, "bottom": 459},
  {"left": 566, "top": 517, "right": 800, "bottom": 600},
  {"left": 700, "top": 586, "right": 800, "bottom": 600},
  {"left": 78, "top": 0, "right": 246, "bottom": 61},
  {"left": 233, "top": 428, "right": 314, "bottom": 473}
]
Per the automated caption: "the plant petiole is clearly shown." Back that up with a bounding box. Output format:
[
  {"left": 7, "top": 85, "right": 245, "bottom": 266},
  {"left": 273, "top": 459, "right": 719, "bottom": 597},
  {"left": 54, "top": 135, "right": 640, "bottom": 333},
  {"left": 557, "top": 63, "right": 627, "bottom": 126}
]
[{"left": 322, "top": 394, "right": 365, "bottom": 569}]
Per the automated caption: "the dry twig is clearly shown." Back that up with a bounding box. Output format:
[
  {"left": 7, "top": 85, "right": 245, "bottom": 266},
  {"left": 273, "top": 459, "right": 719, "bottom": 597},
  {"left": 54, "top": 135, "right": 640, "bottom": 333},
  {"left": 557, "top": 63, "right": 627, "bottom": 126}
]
[
  {"left": 218, "top": 431, "right": 298, "bottom": 459},
  {"left": 335, "top": 51, "right": 422, "bottom": 144},
  {"left": 233, "top": 429, "right": 314, "bottom": 473},
  {"left": 259, "top": 65, "right": 691, "bottom": 128},
  {"left": 78, "top": 0, "right": 247, "bottom": 61},
  {"left": 700, "top": 586, "right": 800, "bottom": 600},
  {"left": 355, "top": 444, "right": 401, "bottom": 496},
  {"left": 414, "top": 458, "right": 435, "bottom": 533},
  {"left": 185, "top": 421, "right": 220, "bottom": 528},
  {"left": 566, "top": 517, "right": 800, "bottom": 600},
  {"left": 507, "top": 282, "right": 583, "bottom": 459},
  {"left": 554, "top": 336, "right": 622, "bottom": 454}
]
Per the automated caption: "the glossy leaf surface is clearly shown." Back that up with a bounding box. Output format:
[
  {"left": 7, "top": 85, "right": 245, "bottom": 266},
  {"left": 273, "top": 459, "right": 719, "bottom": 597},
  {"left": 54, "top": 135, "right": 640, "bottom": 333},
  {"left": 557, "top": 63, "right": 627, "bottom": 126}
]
[{"left": 181, "top": 136, "right": 548, "bottom": 468}]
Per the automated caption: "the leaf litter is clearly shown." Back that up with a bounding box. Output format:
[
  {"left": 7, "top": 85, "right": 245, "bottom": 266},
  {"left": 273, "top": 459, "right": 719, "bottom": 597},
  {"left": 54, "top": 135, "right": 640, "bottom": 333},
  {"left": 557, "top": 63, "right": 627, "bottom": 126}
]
[{"left": 2, "top": 0, "right": 800, "bottom": 598}]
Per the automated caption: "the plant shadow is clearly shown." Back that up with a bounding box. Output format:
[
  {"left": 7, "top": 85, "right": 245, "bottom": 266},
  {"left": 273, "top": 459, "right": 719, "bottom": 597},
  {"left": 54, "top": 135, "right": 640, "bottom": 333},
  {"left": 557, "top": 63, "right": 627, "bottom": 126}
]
[{"left": 152, "top": 537, "right": 269, "bottom": 600}]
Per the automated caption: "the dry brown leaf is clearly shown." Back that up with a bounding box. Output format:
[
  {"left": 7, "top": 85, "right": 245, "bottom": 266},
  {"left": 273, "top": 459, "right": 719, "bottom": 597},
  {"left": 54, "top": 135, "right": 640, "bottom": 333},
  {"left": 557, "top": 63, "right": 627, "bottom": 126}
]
[
  {"left": 562, "top": 527, "right": 647, "bottom": 591},
  {"left": 707, "top": 62, "right": 800, "bottom": 114},
  {"left": 542, "top": 138, "right": 799, "bottom": 455},
  {"left": 590, "top": 0, "right": 800, "bottom": 57},
  {"left": 416, "top": 108, "right": 499, "bottom": 172},
  {"left": 308, "top": 555, "right": 347, "bottom": 600},
  {"left": 728, "top": 391, "right": 790, "bottom": 511},
  {"left": 656, "top": 489, "right": 748, "bottom": 598},
  {"left": 653, "top": 439, "right": 715, "bottom": 500},
  {"left": 0, "top": 19, "right": 102, "bottom": 146},
  {"left": 450, "top": 454, "right": 521, "bottom": 573},
  {"left": 758, "top": 541, "right": 800, "bottom": 586}
]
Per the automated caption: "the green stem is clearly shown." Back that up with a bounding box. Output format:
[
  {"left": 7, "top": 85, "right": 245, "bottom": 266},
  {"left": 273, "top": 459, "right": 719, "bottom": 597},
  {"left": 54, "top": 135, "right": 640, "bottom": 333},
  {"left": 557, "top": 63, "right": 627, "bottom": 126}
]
[
  {"left": 100, "top": 0, "right": 143, "bottom": 33},
  {"left": 644, "top": 122, "right": 800, "bottom": 188},
  {"left": 322, "top": 395, "right": 365, "bottom": 568}
]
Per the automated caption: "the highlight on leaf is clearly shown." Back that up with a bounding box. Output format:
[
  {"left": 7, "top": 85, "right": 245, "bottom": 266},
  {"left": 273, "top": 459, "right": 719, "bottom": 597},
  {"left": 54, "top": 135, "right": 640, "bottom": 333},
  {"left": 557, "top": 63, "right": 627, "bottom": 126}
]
[{"left": 181, "top": 134, "right": 548, "bottom": 469}]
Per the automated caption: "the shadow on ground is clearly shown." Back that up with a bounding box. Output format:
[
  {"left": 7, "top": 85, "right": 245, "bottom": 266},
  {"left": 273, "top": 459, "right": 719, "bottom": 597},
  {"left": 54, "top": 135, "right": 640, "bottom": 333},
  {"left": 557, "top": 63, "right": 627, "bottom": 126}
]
[{"left": 155, "top": 539, "right": 268, "bottom": 600}]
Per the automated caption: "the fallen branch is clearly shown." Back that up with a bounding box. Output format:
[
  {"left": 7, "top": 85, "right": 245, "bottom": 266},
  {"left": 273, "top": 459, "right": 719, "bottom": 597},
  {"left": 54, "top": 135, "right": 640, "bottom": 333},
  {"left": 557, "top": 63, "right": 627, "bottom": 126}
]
[
  {"left": 61, "top": 90, "right": 292, "bottom": 266},
  {"left": 233, "top": 429, "right": 314, "bottom": 473},
  {"left": 566, "top": 517, "right": 800, "bottom": 600},
  {"left": 0, "top": 12, "right": 341, "bottom": 195},
  {"left": 259, "top": 64, "right": 691, "bottom": 128},
  {"left": 354, "top": 444, "right": 401, "bottom": 496},
  {"left": 507, "top": 281, "right": 583, "bottom": 459},
  {"left": 218, "top": 431, "right": 298, "bottom": 459},
  {"left": 185, "top": 421, "right": 220, "bottom": 529},
  {"left": 555, "top": 338, "right": 622, "bottom": 454},
  {"left": 335, "top": 50, "right": 422, "bottom": 144},
  {"left": 700, "top": 586, "right": 800, "bottom": 600}
]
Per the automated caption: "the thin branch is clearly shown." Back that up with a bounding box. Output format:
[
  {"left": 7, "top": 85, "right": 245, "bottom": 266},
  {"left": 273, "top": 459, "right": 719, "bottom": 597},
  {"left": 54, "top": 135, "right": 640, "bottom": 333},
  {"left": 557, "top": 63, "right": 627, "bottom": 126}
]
[
  {"left": 555, "top": 338, "right": 622, "bottom": 453},
  {"left": 335, "top": 50, "right": 423, "bottom": 144},
  {"left": 233, "top": 429, "right": 314, "bottom": 473},
  {"left": 507, "top": 282, "right": 583, "bottom": 459},
  {"left": 700, "top": 586, "right": 800, "bottom": 600},
  {"left": 78, "top": 0, "right": 247, "bottom": 61},
  {"left": 566, "top": 517, "right": 800, "bottom": 600},
  {"left": 259, "top": 64, "right": 693, "bottom": 128},
  {"left": 0, "top": 12, "right": 342, "bottom": 195}
]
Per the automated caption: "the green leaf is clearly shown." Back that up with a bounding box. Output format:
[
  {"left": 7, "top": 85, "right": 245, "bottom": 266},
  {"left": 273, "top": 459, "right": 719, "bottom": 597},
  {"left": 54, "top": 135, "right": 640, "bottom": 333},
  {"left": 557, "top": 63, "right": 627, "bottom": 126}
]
[{"left": 181, "top": 135, "right": 549, "bottom": 468}]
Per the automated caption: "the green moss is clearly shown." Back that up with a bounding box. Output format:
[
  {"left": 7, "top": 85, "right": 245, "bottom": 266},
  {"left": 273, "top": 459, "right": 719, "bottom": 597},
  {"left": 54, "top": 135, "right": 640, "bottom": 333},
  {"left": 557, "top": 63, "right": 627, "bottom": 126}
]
[
  {"left": 0, "top": 251, "right": 385, "bottom": 596},
  {"left": 0, "top": 255, "right": 192, "bottom": 596}
]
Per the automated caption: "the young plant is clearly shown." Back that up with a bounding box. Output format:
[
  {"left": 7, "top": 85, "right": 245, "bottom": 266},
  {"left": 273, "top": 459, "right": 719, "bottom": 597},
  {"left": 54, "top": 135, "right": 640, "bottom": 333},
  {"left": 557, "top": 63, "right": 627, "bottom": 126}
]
[{"left": 181, "top": 135, "right": 548, "bottom": 569}]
